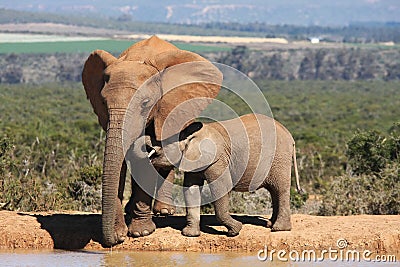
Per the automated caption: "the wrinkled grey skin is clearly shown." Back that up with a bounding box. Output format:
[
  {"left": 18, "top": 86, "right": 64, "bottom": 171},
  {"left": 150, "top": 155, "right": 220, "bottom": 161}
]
[{"left": 134, "top": 113, "right": 302, "bottom": 237}]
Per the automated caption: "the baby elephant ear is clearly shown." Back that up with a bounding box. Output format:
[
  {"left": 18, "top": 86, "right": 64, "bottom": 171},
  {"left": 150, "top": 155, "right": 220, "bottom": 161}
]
[
  {"left": 179, "top": 122, "right": 203, "bottom": 141},
  {"left": 82, "top": 50, "right": 117, "bottom": 131},
  {"left": 152, "top": 50, "right": 223, "bottom": 141}
]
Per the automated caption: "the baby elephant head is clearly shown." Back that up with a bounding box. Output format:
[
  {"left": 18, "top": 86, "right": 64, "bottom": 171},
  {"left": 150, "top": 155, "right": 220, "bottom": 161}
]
[{"left": 137, "top": 122, "right": 219, "bottom": 172}]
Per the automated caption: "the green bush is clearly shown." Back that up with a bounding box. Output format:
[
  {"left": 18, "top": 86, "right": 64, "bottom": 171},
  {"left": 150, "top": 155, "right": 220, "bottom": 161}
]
[
  {"left": 0, "top": 136, "right": 17, "bottom": 209},
  {"left": 67, "top": 165, "right": 102, "bottom": 212},
  {"left": 78, "top": 165, "right": 102, "bottom": 187},
  {"left": 319, "top": 124, "right": 400, "bottom": 215},
  {"left": 0, "top": 83, "right": 104, "bottom": 211},
  {"left": 346, "top": 123, "right": 400, "bottom": 175},
  {"left": 290, "top": 188, "right": 309, "bottom": 210},
  {"left": 346, "top": 130, "right": 389, "bottom": 175},
  {"left": 388, "top": 122, "right": 400, "bottom": 160},
  {"left": 0, "top": 135, "right": 14, "bottom": 176},
  {"left": 318, "top": 166, "right": 399, "bottom": 215},
  {"left": 225, "top": 188, "right": 307, "bottom": 215}
]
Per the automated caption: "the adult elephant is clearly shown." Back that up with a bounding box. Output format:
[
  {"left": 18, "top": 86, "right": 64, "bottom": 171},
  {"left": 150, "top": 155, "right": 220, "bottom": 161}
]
[{"left": 82, "top": 36, "right": 222, "bottom": 247}]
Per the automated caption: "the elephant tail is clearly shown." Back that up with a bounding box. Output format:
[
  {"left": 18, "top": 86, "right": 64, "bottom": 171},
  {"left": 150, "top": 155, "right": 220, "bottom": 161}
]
[{"left": 293, "top": 142, "right": 305, "bottom": 194}]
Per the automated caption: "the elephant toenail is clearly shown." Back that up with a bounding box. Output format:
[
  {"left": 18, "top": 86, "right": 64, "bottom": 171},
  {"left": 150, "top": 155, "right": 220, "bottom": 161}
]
[
  {"left": 142, "top": 230, "right": 149, "bottom": 236},
  {"left": 160, "top": 208, "right": 168, "bottom": 215},
  {"left": 133, "top": 232, "right": 140, "bottom": 237}
]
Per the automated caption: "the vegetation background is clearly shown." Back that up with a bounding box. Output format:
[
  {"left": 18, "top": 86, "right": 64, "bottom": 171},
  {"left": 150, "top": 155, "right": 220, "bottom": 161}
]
[{"left": 0, "top": 8, "right": 399, "bottom": 216}]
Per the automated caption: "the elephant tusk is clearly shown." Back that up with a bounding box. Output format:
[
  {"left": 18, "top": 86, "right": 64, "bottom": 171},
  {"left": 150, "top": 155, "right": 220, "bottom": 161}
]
[{"left": 147, "top": 149, "right": 156, "bottom": 158}]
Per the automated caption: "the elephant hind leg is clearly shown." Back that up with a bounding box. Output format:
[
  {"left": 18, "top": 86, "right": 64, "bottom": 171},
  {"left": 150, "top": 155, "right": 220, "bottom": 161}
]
[{"left": 265, "top": 183, "right": 291, "bottom": 232}]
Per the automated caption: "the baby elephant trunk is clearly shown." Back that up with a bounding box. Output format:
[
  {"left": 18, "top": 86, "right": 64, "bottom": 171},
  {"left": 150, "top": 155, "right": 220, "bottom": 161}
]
[
  {"left": 131, "top": 136, "right": 167, "bottom": 167},
  {"left": 136, "top": 135, "right": 183, "bottom": 169}
]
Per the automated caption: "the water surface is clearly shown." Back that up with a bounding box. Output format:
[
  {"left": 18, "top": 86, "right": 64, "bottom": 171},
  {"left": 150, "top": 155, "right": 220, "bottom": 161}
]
[{"left": 0, "top": 250, "right": 397, "bottom": 267}]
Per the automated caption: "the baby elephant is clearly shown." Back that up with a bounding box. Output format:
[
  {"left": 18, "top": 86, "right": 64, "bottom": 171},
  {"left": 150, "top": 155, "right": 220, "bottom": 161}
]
[{"left": 144, "top": 113, "right": 302, "bottom": 237}]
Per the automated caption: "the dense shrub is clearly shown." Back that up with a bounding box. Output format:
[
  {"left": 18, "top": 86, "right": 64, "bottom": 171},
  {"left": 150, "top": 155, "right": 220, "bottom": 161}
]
[
  {"left": 0, "top": 84, "right": 104, "bottom": 211},
  {"left": 319, "top": 125, "right": 400, "bottom": 215},
  {"left": 0, "top": 136, "right": 14, "bottom": 175},
  {"left": 318, "top": 166, "right": 399, "bottom": 215},
  {"left": 290, "top": 188, "right": 309, "bottom": 210},
  {"left": 346, "top": 130, "right": 390, "bottom": 175},
  {"left": 68, "top": 165, "right": 102, "bottom": 212},
  {"left": 1, "top": 81, "right": 399, "bottom": 213},
  {"left": 0, "top": 136, "right": 16, "bottom": 209}
]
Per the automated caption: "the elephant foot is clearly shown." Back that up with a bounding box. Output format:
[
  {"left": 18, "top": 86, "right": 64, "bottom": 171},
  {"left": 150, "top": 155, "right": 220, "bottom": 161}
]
[
  {"left": 125, "top": 196, "right": 156, "bottom": 238},
  {"left": 127, "top": 217, "right": 156, "bottom": 237},
  {"left": 153, "top": 200, "right": 175, "bottom": 216},
  {"left": 226, "top": 220, "right": 242, "bottom": 237},
  {"left": 182, "top": 225, "right": 201, "bottom": 237},
  {"left": 271, "top": 218, "right": 291, "bottom": 232}
]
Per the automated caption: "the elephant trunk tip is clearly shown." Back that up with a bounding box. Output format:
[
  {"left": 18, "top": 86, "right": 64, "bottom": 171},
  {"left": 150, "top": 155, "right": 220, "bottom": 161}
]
[{"left": 102, "top": 228, "right": 127, "bottom": 248}]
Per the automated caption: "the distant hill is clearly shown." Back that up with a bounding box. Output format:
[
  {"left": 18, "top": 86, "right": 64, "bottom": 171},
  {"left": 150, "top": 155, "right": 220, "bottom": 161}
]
[
  {"left": 0, "top": 0, "right": 399, "bottom": 26},
  {"left": 1, "top": 9, "right": 399, "bottom": 44},
  {"left": 2, "top": 47, "right": 400, "bottom": 84}
]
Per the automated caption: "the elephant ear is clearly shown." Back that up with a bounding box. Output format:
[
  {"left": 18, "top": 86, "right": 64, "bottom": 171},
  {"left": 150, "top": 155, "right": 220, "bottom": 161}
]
[
  {"left": 82, "top": 50, "right": 117, "bottom": 131},
  {"left": 179, "top": 122, "right": 203, "bottom": 141},
  {"left": 152, "top": 50, "right": 222, "bottom": 140}
]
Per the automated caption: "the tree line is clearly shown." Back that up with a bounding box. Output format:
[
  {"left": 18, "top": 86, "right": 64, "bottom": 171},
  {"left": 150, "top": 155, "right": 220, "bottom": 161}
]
[{"left": 202, "top": 22, "right": 400, "bottom": 43}]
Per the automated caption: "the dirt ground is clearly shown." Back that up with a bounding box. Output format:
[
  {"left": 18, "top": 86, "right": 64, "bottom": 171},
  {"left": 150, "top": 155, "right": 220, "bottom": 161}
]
[{"left": 0, "top": 211, "right": 399, "bottom": 255}]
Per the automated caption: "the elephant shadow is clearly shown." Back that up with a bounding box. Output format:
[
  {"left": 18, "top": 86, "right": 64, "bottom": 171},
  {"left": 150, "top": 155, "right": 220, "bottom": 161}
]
[
  {"left": 24, "top": 213, "right": 103, "bottom": 250},
  {"left": 154, "top": 214, "right": 269, "bottom": 236},
  {"left": 23, "top": 213, "right": 268, "bottom": 249}
]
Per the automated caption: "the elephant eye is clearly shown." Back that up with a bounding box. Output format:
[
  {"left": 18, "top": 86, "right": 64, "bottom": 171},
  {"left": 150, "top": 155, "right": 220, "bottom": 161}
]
[{"left": 141, "top": 98, "right": 151, "bottom": 108}]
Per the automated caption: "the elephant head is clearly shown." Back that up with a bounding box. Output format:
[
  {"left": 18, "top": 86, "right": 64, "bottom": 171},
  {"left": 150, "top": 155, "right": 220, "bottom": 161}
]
[
  {"left": 82, "top": 36, "right": 222, "bottom": 246},
  {"left": 141, "top": 121, "right": 219, "bottom": 173}
]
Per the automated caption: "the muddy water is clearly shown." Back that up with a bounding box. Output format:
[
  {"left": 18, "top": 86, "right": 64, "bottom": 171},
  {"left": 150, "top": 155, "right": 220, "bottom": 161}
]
[{"left": 0, "top": 250, "right": 397, "bottom": 267}]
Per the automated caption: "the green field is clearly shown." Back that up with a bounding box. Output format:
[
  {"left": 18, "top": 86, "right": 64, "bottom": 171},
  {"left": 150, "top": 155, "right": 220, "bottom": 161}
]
[{"left": 0, "top": 40, "right": 230, "bottom": 54}]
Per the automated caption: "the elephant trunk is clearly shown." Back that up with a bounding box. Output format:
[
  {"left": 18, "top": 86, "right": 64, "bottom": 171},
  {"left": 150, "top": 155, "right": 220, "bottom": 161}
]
[{"left": 102, "top": 110, "right": 127, "bottom": 246}]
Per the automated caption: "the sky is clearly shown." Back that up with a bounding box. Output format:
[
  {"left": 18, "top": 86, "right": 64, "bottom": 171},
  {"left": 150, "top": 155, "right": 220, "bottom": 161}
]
[{"left": 0, "top": 0, "right": 399, "bottom": 25}]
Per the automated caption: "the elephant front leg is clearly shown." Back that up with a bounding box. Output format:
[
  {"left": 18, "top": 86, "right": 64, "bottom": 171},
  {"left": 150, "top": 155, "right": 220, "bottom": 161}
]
[
  {"left": 208, "top": 171, "right": 242, "bottom": 237},
  {"left": 125, "top": 180, "right": 156, "bottom": 237},
  {"left": 181, "top": 172, "right": 204, "bottom": 237},
  {"left": 153, "top": 168, "right": 176, "bottom": 216},
  {"left": 213, "top": 193, "right": 242, "bottom": 236}
]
